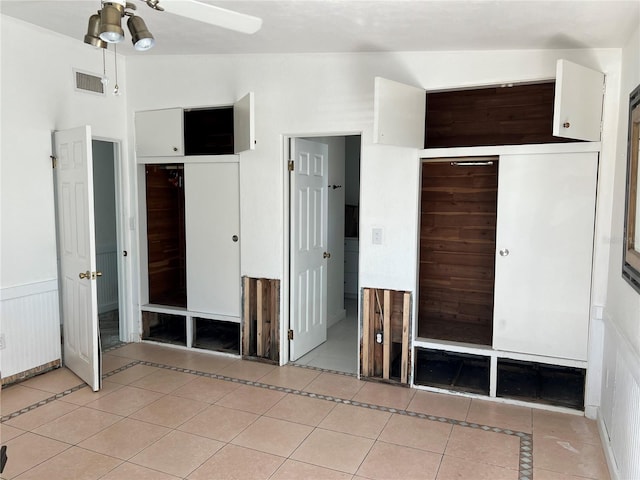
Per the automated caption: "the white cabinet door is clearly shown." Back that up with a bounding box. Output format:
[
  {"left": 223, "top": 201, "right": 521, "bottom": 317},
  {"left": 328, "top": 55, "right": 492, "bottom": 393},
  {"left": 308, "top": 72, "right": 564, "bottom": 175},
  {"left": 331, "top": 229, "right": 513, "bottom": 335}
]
[
  {"left": 493, "top": 152, "right": 598, "bottom": 361},
  {"left": 184, "top": 162, "right": 240, "bottom": 318},
  {"left": 553, "top": 60, "right": 605, "bottom": 142},
  {"left": 135, "top": 108, "right": 184, "bottom": 156},
  {"left": 234, "top": 92, "right": 255, "bottom": 153},
  {"left": 373, "top": 77, "right": 426, "bottom": 148}
]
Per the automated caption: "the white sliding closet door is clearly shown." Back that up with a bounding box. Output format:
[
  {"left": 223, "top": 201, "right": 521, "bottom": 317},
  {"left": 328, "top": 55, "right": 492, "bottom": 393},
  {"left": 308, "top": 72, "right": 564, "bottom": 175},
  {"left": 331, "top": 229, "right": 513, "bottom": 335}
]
[
  {"left": 185, "top": 161, "right": 240, "bottom": 318},
  {"left": 493, "top": 152, "right": 598, "bottom": 361}
]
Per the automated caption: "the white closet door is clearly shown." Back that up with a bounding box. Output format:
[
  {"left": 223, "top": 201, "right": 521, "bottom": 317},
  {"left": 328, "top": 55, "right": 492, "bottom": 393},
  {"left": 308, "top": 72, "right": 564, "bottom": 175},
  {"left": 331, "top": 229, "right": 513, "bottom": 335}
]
[
  {"left": 493, "top": 152, "right": 598, "bottom": 361},
  {"left": 185, "top": 162, "right": 240, "bottom": 317},
  {"left": 373, "top": 77, "right": 426, "bottom": 148},
  {"left": 135, "top": 108, "right": 184, "bottom": 157},
  {"left": 234, "top": 92, "right": 255, "bottom": 153}
]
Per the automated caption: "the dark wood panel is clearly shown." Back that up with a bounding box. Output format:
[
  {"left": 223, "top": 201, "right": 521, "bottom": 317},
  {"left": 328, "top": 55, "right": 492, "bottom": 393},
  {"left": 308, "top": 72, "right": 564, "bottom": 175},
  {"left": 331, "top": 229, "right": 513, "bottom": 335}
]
[
  {"left": 145, "top": 164, "right": 187, "bottom": 307},
  {"left": 424, "top": 82, "right": 575, "bottom": 148},
  {"left": 418, "top": 161, "right": 498, "bottom": 345}
]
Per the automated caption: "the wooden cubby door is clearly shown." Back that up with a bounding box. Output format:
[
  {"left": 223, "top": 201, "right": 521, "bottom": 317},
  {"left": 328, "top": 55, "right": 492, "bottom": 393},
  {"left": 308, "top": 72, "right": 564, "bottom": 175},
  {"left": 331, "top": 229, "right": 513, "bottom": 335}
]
[{"left": 418, "top": 158, "right": 499, "bottom": 345}]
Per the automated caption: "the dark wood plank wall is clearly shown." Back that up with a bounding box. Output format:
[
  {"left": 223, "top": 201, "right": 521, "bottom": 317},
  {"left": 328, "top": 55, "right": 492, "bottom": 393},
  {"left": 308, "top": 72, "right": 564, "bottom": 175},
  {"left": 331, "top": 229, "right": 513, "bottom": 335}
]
[
  {"left": 145, "top": 164, "right": 187, "bottom": 307},
  {"left": 418, "top": 161, "right": 498, "bottom": 345},
  {"left": 425, "top": 82, "right": 574, "bottom": 148}
]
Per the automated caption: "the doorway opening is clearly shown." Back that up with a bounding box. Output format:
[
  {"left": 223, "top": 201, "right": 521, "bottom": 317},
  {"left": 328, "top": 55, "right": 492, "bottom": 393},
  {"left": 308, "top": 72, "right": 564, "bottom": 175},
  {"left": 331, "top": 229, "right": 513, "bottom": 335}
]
[
  {"left": 288, "top": 135, "right": 361, "bottom": 374},
  {"left": 92, "top": 139, "right": 122, "bottom": 349}
]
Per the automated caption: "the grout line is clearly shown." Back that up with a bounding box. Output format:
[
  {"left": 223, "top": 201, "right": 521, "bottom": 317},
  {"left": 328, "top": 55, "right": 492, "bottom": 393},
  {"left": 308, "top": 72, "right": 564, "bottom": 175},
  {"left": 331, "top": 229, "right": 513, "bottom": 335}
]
[{"left": 1, "top": 355, "right": 533, "bottom": 480}]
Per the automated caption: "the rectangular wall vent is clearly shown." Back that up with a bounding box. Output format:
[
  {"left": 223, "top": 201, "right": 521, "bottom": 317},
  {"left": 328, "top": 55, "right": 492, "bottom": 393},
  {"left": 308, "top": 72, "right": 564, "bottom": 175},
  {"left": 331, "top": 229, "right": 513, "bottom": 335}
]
[{"left": 74, "top": 70, "right": 105, "bottom": 95}]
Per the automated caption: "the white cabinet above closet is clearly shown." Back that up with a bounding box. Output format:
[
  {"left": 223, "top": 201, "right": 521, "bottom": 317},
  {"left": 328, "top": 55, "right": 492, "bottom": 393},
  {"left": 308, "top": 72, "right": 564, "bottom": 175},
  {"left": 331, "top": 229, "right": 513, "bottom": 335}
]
[
  {"left": 135, "top": 92, "right": 255, "bottom": 158},
  {"left": 373, "top": 59, "right": 605, "bottom": 148}
]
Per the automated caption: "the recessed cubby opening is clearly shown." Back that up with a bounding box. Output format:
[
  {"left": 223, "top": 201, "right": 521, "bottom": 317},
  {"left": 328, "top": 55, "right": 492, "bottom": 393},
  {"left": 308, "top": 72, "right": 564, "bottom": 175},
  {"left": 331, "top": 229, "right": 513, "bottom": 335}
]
[
  {"left": 184, "top": 107, "right": 234, "bottom": 155},
  {"left": 193, "top": 317, "right": 240, "bottom": 354},
  {"left": 497, "top": 358, "right": 586, "bottom": 409},
  {"left": 142, "top": 311, "right": 187, "bottom": 346},
  {"left": 414, "top": 348, "right": 490, "bottom": 395}
]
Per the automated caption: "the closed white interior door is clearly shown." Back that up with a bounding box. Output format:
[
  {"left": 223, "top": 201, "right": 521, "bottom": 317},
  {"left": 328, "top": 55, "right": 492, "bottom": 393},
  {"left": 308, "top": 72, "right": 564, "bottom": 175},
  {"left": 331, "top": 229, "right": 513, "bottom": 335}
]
[
  {"left": 54, "top": 126, "right": 101, "bottom": 391},
  {"left": 185, "top": 161, "right": 241, "bottom": 317},
  {"left": 290, "top": 138, "right": 329, "bottom": 360},
  {"left": 492, "top": 152, "right": 598, "bottom": 361}
]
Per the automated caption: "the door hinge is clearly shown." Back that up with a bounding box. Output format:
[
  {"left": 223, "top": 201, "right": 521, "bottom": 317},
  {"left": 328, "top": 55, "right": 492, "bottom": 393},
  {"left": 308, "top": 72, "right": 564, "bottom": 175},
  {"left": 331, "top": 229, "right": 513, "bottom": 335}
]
[
  {"left": 288, "top": 160, "right": 294, "bottom": 172},
  {"left": 50, "top": 155, "right": 57, "bottom": 168},
  {"left": 288, "top": 329, "right": 294, "bottom": 340}
]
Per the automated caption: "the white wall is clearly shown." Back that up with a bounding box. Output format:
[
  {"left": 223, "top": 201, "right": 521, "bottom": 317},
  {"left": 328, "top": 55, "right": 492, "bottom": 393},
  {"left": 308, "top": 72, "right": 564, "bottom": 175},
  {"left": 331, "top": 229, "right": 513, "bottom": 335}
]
[{"left": 0, "top": 16, "right": 130, "bottom": 376}]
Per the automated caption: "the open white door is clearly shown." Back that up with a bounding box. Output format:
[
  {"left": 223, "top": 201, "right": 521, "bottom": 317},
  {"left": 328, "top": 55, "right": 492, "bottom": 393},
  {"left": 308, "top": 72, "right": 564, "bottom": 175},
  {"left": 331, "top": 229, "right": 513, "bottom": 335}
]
[
  {"left": 553, "top": 59, "right": 605, "bottom": 142},
  {"left": 290, "top": 138, "right": 329, "bottom": 360},
  {"left": 373, "top": 77, "right": 426, "bottom": 148},
  {"left": 54, "top": 126, "right": 101, "bottom": 391},
  {"left": 234, "top": 92, "right": 255, "bottom": 153}
]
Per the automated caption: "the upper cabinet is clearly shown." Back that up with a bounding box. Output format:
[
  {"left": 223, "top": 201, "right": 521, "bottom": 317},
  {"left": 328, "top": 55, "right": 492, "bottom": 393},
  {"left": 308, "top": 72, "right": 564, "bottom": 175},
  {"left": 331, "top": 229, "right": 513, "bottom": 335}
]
[
  {"left": 373, "top": 59, "right": 605, "bottom": 149},
  {"left": 135, "top": 92, "right": 255, "bottom": 157},
  {"left": 553, "top": 60, "right": 605, "bottom": 142}
]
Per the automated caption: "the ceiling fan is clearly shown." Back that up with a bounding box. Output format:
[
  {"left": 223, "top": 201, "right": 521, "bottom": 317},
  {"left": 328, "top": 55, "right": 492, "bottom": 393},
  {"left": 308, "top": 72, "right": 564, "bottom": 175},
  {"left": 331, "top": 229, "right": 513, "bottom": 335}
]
[{"left": 84, "top": 0, "right": 262, "bottom": 52}]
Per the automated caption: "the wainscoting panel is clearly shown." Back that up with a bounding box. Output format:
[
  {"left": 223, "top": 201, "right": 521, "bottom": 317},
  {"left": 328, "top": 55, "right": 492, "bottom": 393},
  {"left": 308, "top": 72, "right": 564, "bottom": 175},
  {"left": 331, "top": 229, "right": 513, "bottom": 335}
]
[
  {"left": 0, "top": 280, "right": 61, "bottom": 381},
  {"left": 600, "top": 317, "right": 640, "bottom": 480}
]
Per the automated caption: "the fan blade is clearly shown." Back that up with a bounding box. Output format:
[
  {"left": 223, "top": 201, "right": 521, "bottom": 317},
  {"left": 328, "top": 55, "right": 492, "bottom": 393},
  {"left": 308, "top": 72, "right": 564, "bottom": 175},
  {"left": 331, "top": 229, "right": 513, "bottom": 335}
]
[{"left": 159, "top": 0, "right": 262, "bottom": 34}]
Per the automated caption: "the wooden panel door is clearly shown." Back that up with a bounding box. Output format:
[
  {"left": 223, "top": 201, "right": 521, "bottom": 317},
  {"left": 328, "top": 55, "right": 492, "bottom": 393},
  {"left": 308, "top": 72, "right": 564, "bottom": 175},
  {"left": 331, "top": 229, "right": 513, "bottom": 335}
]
[
  {"left": 493, "top": 152, "right": 598, "bottom": 361},
  {"left": 54, "top": 126, "right": 101, "bottom": 391},
  {"left": 185, "top": 162, "right": 241, "bottom": 318}
]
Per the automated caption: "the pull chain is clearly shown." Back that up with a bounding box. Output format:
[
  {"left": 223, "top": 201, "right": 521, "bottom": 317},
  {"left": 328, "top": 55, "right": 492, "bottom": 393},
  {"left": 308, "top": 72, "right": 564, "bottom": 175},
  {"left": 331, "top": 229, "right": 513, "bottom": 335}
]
[{"left": 113, "top": 43, "right": 120, "bottom": 96}]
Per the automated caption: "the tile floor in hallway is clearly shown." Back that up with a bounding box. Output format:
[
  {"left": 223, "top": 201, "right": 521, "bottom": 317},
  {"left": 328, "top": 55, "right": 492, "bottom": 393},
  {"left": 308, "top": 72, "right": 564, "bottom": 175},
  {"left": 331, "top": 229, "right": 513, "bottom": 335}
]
[{"left": 0, "top": 342, "right": 610, "bottom": 480}]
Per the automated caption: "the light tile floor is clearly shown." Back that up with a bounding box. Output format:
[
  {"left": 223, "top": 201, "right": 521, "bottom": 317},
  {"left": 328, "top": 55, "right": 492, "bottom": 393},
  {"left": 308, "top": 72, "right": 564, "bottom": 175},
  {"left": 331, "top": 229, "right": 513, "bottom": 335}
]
[{"left": 0, "top": 342, "right": 610, "bottom": 480}]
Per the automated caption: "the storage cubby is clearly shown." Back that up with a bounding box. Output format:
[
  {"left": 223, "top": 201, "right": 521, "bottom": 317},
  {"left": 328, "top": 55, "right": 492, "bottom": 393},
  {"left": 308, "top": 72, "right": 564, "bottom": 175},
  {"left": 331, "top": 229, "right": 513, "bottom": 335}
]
[
  {"left": 414, "top": 348, "right": 490, "bottom": 395},
  {"left": 242, "top": 277, "right": 280, "bottom": 362},
  {"left": 142, "top": 311, "right": 187, "bottom": 346},
  {"left": 497, "top": 358, "right": 586, "bottom": 409},
  {"left": 184, "top": 107, "right": 234, "bottom": 155},
  {"left": 193, "top": 317, "right": 240, "bottom": 354}
]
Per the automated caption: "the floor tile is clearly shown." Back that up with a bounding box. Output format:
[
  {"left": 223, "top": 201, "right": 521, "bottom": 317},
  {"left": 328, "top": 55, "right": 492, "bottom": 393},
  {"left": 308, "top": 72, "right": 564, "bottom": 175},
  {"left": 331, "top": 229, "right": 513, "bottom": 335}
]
[
  {"left": 265, "top": 393, "right": 336, "bottom": 426},
  {"left": 258, "top": 365, "right": 321, "bottom": 390},
  {"left": 105, "top": 364, "right": 159, "bottom": 385},
  {"left": 18, "top": 368, "right": 83, "bottom": 394},
  {"left": 85, "top": 385, "right": 163, "bottom": 416},
  {"left": 352, "top": 381, "right": 416, "bottom": 410},
  {"left": 436, "top": 455, "right": 518, "bottom": 480},
  {"left": 169, "top": 352, "right": 238, "bottom": 374},
  {"left": 533, "top": 434, "right": 610, "bottom": 479},
  {"left": 0, "top": 424, "right": 25, "bottom": 443},
  {"left": 130, "top": 368, "right": 197, "bottom": 394},
  {"left": 533, "top": 410, "right": 601, "bottom": 445},
  {"left": 467, "top": 399, "right": 532, "bottom": 433},
  {"left": 318, "top": 403, "right": 391, "bottom": 439},
  {"left": 60, "top": 380, "right": 123, "bottom": 406},
  {"left": 33, "top": 406, "right": 122, "bottom": 444},
  {"left": 187, "top": 444, "right": 284, "bottom": 480},
  {"left": 532, "top": 468, "right": 603, "bottom": 480},
  {"left": 13, "top": 445, "right": 121, "bottom": 480},
  {"left": 444, "top": 425, "right": 520, "bottom": 470},
  {"left": 0, "top": 385, "right": 54, "bottom": 416},
  {"left": 231, "top": 416, "right": 313, "bottom": 457},
  {"left": 270, "top": 459, "right": 353, "bottom": 480},
  {"left": 78, "top": 418, "right": 171, "bottom": 460},
  {"left": 171, "top": 376, "right": 241, "bottom": 403},
  {"left": 102, "top": 354, "right": 136, "bottom": 373},
  {"left": 130, "top": 394, "right": 209, "bottom": 428},
  {"left": 178, "top": 404, "right": 259, "bottom": 442},
  {"left": 407, "top": 390, "right": 471, "bottom": 421},
  {"left": 1, "top": 432, "right": 69, "bottom": 479},
  {"left": 218, "top": 359, "right": 277, "bottom": 381},
  {"left": 291, "top": 428, "right": 374, "bottom": 474},
  {"left": 99, "top": 461, "right": 182, "bottom": 479},
  {"left": 356, "top": 441, "right": 441, "bottom": 480},
  {"left": 378, "top": 413, "right": 452, "bottom": 453},
  {"left": 5, "top": 399, "right": 78, "bottom": 431},
  {"left": 216, "top": 384, "right": 286, "bottom": 414},
  {"left": 304, "top": 372, "right": 364, "bottom": 400},
  {"left": 130, "top": 430, "right": 223, "bottom": 477}
]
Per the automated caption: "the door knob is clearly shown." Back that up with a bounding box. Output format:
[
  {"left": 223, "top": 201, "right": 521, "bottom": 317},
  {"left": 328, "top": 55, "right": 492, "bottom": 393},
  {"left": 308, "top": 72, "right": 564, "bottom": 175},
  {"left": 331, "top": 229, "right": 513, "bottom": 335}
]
[
  {"left": 323, "top": 252, "right": 331, "bottom": 259},
  {"left": 79, "top": 271, "right": 90, "bottom": 279},
  {"left": 232, "top": 235, "right": 239, "bottom": 242},
  {"left": 93, "top": 271, "right": 103, "bottom": 279},
  {"left": 499, "top": 249, "right": 510, "bottom": 257}
]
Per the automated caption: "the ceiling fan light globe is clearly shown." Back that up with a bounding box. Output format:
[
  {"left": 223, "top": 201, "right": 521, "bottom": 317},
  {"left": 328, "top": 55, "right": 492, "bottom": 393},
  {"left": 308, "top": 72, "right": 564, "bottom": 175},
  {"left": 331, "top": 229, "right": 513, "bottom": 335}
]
[
  {"left": 134, "top": 37, "right": 155, "bottom": 51},
  {"left": 99, "top": 4, "right": 124, "bottom": 43},
  {"left": 128, "top": 15, "right": 155, "bottom": 51},
  {"left": 84, "top": 14, "right": 107, "bottom": 48}
]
